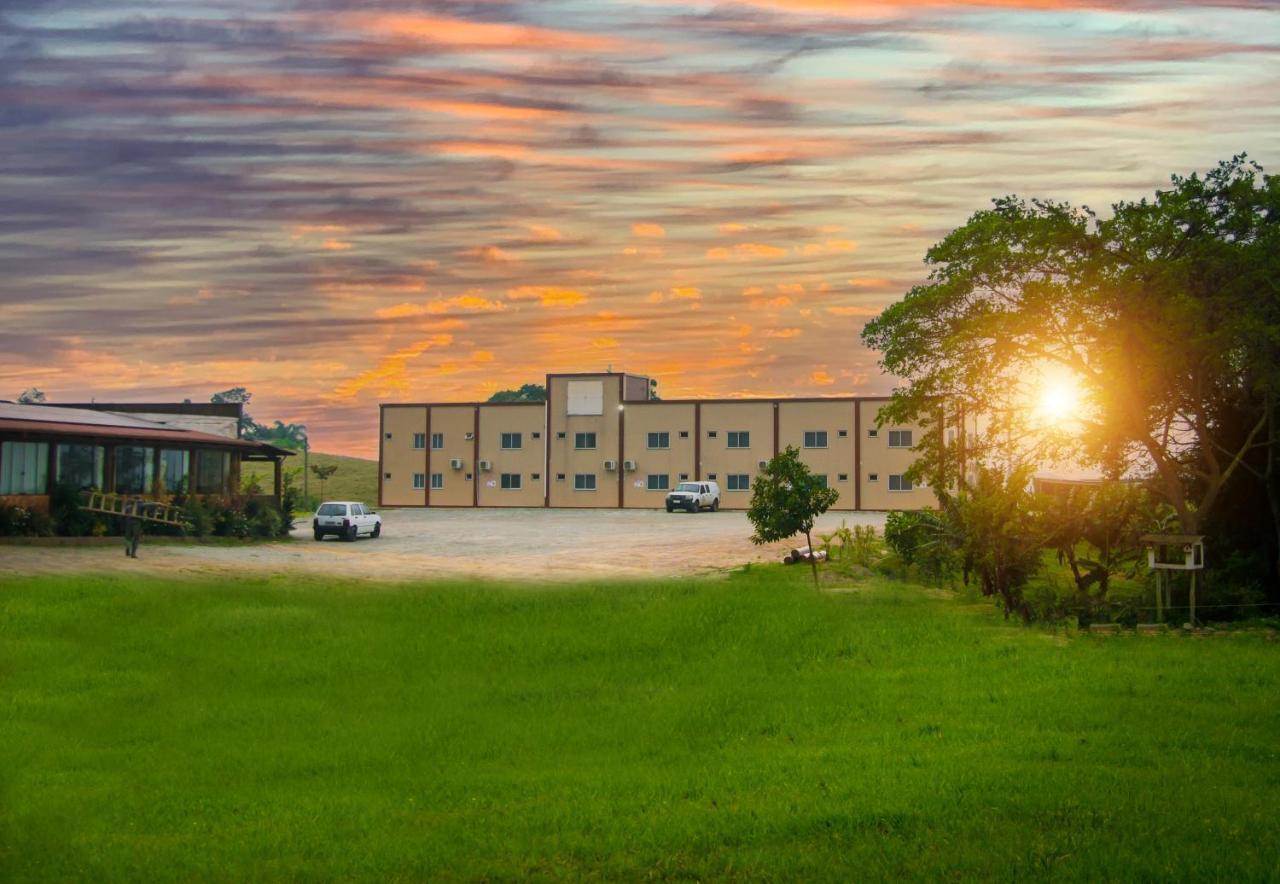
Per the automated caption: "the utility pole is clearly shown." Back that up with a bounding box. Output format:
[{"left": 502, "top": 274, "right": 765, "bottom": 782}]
[{"left": 302, "top": 430, "right": 310, "bottom": 504}]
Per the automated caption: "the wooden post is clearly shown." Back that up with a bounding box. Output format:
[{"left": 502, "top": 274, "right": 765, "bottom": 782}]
[
  {"left": 273, "top": 456, "right": 283, "bottom": 505},
  {"left": 1189, "top": 571, "right": 1197, "bottom": 628},
  {"left": 1155, "top": 571, "right": 1163, "bottom": 624}
]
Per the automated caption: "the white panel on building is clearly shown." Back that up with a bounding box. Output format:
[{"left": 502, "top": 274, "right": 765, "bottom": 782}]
[{"left": 566, "top": 381, "right": 604, "bottom": 415}]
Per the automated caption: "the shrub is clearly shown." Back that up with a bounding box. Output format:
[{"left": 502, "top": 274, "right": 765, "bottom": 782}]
[
  {"left": 50, "top": 483, "right": 96, "bottom": 536},
  {"left": 884, "top": 510, "right": 959, "bottom": 582},
  {"left": 182, "top": 498, "right": 214, "bottom": 538},
  {"left": 0, "top": 505, "right": 54, "bottom": 537},
  {"left": 249, "top": 507, "right": 283, "bottom": 539}
]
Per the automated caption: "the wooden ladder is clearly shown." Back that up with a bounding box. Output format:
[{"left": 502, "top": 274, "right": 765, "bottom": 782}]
[{"left": 80, "top": 492, "right": 190, "bottom": 528}]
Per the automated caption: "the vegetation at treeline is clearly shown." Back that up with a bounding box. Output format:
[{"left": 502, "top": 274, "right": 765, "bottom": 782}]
[
  {"left": 3, "top": 568, "right": 1276, "bottom": 880},
  {"left": 864, "top": 156, "right": 1280, "bottom": 621}
]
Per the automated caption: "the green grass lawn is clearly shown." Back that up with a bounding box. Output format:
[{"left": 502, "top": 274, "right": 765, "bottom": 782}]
[
  {"left": 2, "top": 567, "right": 1278, "bottom": 881},
  {"left": 242, "top": 450, "right": 377, "bottom": 507}
]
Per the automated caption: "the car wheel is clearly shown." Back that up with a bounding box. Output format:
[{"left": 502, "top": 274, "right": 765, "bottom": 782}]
[
  {"left": 313, "top": 529, "right": 323, "bottom": 541},
  {"left": 687, "top": 503, "right": 697, "bottom": 513},
  {"left": 712, "top": 499, "right": 720, "bottom": 512},
  {"left": 344, "top": 525, "right": 357, "bottom": 542},
  {"left": 372, "top": 523, "right": 381, "bottom": 539},
  {"left": 666, "top": 505, "right": 674, "bottom": 513}
]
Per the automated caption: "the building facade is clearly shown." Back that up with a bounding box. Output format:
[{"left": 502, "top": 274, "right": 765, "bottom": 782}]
[
  {"left": 379, "top": 371, "right": 935, "bottom": 511},
  {"left": 0, "top": 401, "right": 293, "bottom": 513}
]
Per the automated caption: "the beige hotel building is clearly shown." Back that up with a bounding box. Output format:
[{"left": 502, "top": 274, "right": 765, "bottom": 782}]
[{"left": 379, "top": 371, "right": 935, "bottom": 511}]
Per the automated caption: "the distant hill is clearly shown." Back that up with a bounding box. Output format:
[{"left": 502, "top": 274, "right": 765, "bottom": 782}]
[{"left": 242, "top": 451, "right": 378, "bottom": 509}]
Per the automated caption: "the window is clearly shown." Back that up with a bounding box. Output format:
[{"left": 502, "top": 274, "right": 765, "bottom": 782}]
[
  {"left": 727, "top": 474, "right": 750, "bottom": 491},
  {"left": 647, "top": 432, "right": 669, "bottom": 450},
  {"left": 889, "top": 474, "right": 913, "bottom": 492},
  {"left": 727, "top": 431, "right": 749, "bottom": 448},
  {"left": 0, "top": 441, "right": 48, "bottom": 494},
  {"left": 384, "top": 473, "right": 391, "bottom": 480},
  {"left": 501, "top": 473, "right": 522, "bottom": 490},
  {"left": 159, "top": 449, "right": 188, "bottom": 494},
  {"left": 707, "top": 431, "right": 718, "bottom": 438},
  {"left": 678, "top": 473, "right": 689, "bottom": 481},
  {"left": 532, "top": 432, "right": 541, "bottom": 439},
  {"left": 501, "top": 432, "right": 522, "bottom": 450},
  {"left": 869, "top": 473, "right": 879, "bottom": 482},
  {"left": 556, "top": 473, "right": 566, "bottom": 481},
  {"left": 531, "top": 473, "right": 541, "bottom": 481},
  {"left": 413, "top": 473, "right": 426, "bottom": 490},
  {"left": 465, "top": 472, "right": 473, "bottom": 481},
  {"left": 195, "top": 450, "right": 229, "bottom": 494},
  {"left": 707, "top": 472, "right": 718, "bottom": 480},
  {"left": 679, "top": 431, "right": 689, "bottom": 439},
  {"left": 646, "top": 474, "right": 669, "bottom": 491},
  {"left": 838, "top": 473, "right": 849, "bottom": 482},
  {"left": 114, "top": 446, "right": 154, "bottom": 495},
  {"left": 56, "top": 443, "right": 104, "bottom": 491},
  {"left": 385, "top": 432, "right": 392, "bottom": 440},
  {"left": 574, "top": 432, "right": 597, "bottom": 450},
  {"left": 867, "top": 429, "right": 878, "bottom": 438},
  {"left": 413, "top": 433, "right": 426, "bottom": 449},
  {"left": 431, "top": 433, "right": 444, "bottom": 449},
  {"left": 838, "top": 429, "right": 848, "bottom": 438},
  {"left": 814, "top": 475, "right": 828, "bottom": 488},
  {"left": 889, "top": 430, "right": 913, "bottom": 449},
  {"left": 803, "top": 430, "right": 827, "bottom": 449},
  {"left": 556, "top": 432, "right": 566, "bottom": 439},
  {"left": 317, "top": 503, "right": 348, "bottom": 516},
  {"left": 574, "top": 473, "right": 596, "bottom": 491}
]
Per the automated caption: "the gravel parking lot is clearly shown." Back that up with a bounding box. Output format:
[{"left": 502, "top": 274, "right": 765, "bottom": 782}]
[{"left": 0, "top": 508, "right": 888, "bottom": 583}]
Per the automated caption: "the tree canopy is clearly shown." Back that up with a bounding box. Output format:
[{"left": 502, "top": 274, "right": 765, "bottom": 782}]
[
  {"left": 863, "top": 155, "right": 1280, "bottom": 537},
  {"left": 488, "top": 384, "right": 546, "bottom": 403},
  {"left": 748, "top": 446, "right": 840, "bottom": 585}
]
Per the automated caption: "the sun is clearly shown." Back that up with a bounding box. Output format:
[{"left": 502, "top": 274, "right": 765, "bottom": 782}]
[{"left": 1036, "top": 379, "right": 1081, "bottom": 424}]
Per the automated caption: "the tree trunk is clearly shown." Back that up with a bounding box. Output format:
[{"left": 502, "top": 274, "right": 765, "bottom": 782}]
[{"left": 805, "top": 529, "right": 819, "bottom": 588}]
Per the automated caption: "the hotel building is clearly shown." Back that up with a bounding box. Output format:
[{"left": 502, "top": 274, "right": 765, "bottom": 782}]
[{"left": 379, "top": 371, "right": 935, "bottom": 511}]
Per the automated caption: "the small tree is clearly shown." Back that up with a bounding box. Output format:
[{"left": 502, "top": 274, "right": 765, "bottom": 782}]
[
  {"left": 17, "top": 388, "right": 46, "bottom": 404},
  {"left": 310, "top": 464, "right": 338, "bottom": 499},
  {"left": 747, "top": 446, "right": 840, "bottom": 586}
]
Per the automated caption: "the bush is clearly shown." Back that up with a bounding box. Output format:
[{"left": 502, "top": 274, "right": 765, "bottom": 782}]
[
  {"left": 50, "top": 483, "right": 95, "bottom": 536},
  {"left": 248, "top": 506, "right": 283, "bottom": 539},
  {"left": 884, "top": 510, "right": 959, "bottom": 583},
  {"left": 182, "top": 498, "right": 214, "bottom": 538},
  {"left": 0, "top": 505, "right": 54, "bottom": 537}
]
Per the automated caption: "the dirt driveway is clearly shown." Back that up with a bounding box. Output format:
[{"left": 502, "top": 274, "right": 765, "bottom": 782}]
[{"left": 0, "top": 509, "right": 887, "bottom": 583}]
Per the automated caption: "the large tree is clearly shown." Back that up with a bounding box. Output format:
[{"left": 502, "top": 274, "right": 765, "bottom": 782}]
[
  {"left": 488, "top": 384, "right": 546, "bottom": 403},
  {"left": 863, "top": 156, "right": 1280, "bottom": 541}
]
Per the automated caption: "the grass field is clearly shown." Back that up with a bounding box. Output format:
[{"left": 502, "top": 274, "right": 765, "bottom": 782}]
[
  {"left": 2, "top": 567, "right": 1278, "bottom": 881},
  {"left": 242, "top": 450, "right": 377, "bottom": 507}
]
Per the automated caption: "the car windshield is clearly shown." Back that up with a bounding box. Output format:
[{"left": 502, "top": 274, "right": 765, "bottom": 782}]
[
  {"left": 676, "top": 483, "right": 701, "bottom": 492},
  {"left": 317, "top": 503, "right": 347, "bottom": 516}
]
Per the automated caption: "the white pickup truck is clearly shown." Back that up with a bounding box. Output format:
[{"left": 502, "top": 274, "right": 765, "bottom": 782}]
[{"left": 665, "top": 481, "right": 721, "bottom": 513}]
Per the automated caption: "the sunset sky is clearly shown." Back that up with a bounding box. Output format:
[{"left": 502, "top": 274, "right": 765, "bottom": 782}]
[{"left": 2, "top": 0, "right": 1277, "bottom": 456}]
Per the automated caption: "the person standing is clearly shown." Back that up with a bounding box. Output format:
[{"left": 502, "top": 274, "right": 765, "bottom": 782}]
[{"left": 123, "top": 497, "right": 143, "bottom": 558}]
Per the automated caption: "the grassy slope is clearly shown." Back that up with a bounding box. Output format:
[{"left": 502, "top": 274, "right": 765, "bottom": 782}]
[
  {"left": 2, "top": 568, "right": 1277, "bottom": 881},
  {"left": 242, "top": 450, "right": 377, "bottom": 506}
]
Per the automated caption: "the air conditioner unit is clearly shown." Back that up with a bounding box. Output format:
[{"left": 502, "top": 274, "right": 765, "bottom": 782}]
[
  {"left": 449, "top": 458, "right": 464, "bottom": 470},
  {"left": 478, "top": 460, "right": 492, "bottom": 471},
  {"left": 464, "top": 431, "right": 475, "bottom": 441},
  {"left": 623, "top": 460, "right": 637, "bottom": 472},
  {"left": 603, "top": 459, "right": 618, "bottom": 471},
  {"left": 758, "top": 460, "right": 769, "bottom": 470}
]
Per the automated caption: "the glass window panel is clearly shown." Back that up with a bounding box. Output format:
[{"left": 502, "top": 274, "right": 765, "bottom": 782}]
[
  {"left": 1, "top": 441, "right": 48, "bottom": 494},
  {"left": 113, "top": 446, "right": 153, "bottom": 495},
  {"left": 55, "top": 444, "right": 102, "bottom": 491}
]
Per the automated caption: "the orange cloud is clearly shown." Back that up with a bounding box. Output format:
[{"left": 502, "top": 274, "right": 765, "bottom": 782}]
[
  {"left": 340, "top": 13, "right": 627, "bottom": 53},
  {"left": 527, "top": 225, "right": 562, "bottom": 242},
  {"left": 375, "top": 295, "right": 506, "bottom": 318},
  {"left": 592, "top": 337, "right": 618, "bottom": 348},
  {"left": 763, "top": 328, "right": 802, "bottom": 338},
  {"left": 465, "top": 245, "right": 514, "bottom": 263},
  {"left": 826, "top": 305, "right": 881, "bottom": 317},
  {"left": 707, "top": 243, "right": 788, "bottom": 260},
  {"left": 435, "top": 141, "right": 531, "bottom": 160},
  {"left": 507, "top": 285, "right": 587, "bottom": 307},
  {"left": 671, "top": 286, "right": 701, "bottom": 300},
  {"left": 333, "top": 333, "right": 454, "bottom": 399},
  {"left": 800, "top": 239, "right": 857, "bottom": 256},
  {"left": 811, "top": 370, "right": 835, "bottom": 386},
  {"left": 632, "top": 222, "right": 666, "bottom": 238}
]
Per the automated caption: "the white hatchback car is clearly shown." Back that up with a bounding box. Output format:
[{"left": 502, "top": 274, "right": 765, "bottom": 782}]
[{"left": 313, "top": 501, "right": 382, "bottom": 541}]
